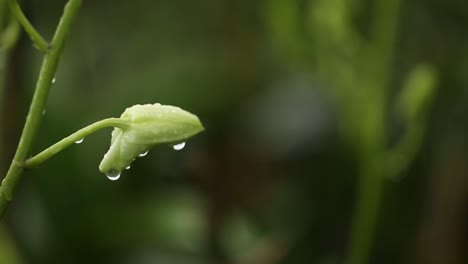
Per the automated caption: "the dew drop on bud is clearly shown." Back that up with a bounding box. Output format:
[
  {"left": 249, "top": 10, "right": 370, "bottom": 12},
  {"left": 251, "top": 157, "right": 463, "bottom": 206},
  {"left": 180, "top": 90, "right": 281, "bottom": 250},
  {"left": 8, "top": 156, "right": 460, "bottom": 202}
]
[
  {"left": 106, "top": 169, "right": 121, "bottom": 181},
  {"left": 172, "top": 142, "right": 186, "bottom": 151},
  {"left": 75, "top": 138, "right": 84, "bottom": 144},
  {"left": 138, "top": 150, "right": 149, "bottom": 157}
]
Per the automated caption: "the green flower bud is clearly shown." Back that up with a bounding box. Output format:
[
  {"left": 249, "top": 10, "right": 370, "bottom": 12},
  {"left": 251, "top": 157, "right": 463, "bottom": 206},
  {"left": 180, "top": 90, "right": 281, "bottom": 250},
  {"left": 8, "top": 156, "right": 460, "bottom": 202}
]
[
  {"left": 398, "top": 64, "right": 437, "bottom": 122},
  {"left": 99, "top": 103, "right": 204, "bottom": 176}
]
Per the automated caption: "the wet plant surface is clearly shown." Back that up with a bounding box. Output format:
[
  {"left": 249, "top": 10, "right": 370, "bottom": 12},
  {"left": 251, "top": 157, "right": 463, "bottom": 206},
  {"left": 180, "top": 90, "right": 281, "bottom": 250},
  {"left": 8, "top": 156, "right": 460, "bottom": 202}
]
[{"left": 0, "top": 0, "right": 468, "bottom": 264}]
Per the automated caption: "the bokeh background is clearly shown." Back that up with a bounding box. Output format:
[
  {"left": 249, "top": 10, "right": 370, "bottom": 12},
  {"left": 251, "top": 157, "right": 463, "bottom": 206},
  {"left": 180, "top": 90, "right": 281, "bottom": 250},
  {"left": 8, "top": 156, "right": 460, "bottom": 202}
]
[{"left": 1, "top": 0, "right": 468, "bottom": 263}]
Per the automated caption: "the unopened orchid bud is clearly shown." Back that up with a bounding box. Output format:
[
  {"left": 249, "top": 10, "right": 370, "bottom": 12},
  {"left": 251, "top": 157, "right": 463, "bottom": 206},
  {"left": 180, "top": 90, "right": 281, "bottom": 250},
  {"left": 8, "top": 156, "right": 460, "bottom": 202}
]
[
  {"left": 99, "top": 103, "right": 204, "bottom": 177},
  {"left": 398, "top": 65, "right": 437, "bottom": 122}
]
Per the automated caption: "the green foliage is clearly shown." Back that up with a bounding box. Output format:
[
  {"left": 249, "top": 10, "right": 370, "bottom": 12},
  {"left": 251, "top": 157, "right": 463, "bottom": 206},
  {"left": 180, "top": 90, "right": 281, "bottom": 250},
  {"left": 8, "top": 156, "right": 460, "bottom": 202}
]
[
  {"left": 269, "top": 0, "right": 437, "bottom": 263},
  {"left": 0, "top": 225, "right": 22, "bottom": 264},
  {"left": 0, "top": 0, "right": 466, "bottom": 263}
]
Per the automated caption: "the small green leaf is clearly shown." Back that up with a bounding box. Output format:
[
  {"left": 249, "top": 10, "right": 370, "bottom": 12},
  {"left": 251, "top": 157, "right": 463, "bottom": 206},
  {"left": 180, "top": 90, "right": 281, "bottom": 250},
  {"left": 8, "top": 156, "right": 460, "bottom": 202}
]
[{"left": 99, "top": 103, "right": 204, "bottom": 175}]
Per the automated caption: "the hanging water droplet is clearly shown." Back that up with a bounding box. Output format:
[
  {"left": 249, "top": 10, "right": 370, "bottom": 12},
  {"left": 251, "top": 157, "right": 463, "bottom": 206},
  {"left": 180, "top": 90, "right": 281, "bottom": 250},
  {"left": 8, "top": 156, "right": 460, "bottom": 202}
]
[
  {"left": 106, "top": 169, "right": 121, "bottom": 181},
  {"left": 138, "top": 150, "right": 149, "bottom": 157},
  {"left": 172, "top": 142, "right": 186, "bottom": 151},
  {"left": 52, "top": 77, "right": 56, "bottom": 84},
  {"left": 125, "top": 165, "right": 131, "bottom": 170},
  {"left": 75, "top": 138, "right": 84, "bottom": 144}
]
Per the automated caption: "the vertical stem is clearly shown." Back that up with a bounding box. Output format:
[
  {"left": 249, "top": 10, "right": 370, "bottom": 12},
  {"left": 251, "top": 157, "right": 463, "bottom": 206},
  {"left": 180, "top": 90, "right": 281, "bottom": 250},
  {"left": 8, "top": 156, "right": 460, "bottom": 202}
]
[
  {"left": 0, "top": 49, "right": 5, "bottom": 176},
  {"left": 0, "top": 49, "right": 7, "bottom": 214},
  {"left": 0, "top": 0, "right": 82, "bottom": 218},
  {"left": 346, "top": 0, "right": 401, "bottom": 263},
  {"left": 370, "top": 0, "right": 402, "bottom": 91},
  {"left": 348, "top": 152, "right": 386, "bottom": 264}
]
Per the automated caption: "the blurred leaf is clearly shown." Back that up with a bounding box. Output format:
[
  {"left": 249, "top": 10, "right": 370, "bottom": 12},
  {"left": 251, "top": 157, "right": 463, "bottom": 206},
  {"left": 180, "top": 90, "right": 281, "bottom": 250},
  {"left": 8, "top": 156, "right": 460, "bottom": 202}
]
[
  {"left": 0, "top": 225, "right": 23, "bottom": 264},
  {"left": 398, "top": 64, "right": 438, "bottom": 122}
]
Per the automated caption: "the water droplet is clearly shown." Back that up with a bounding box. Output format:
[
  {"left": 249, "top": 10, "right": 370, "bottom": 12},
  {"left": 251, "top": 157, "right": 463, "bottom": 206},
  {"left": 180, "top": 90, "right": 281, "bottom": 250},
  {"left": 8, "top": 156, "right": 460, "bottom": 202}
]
[
  {"left": 42, "top": 110, "right": 46, "bottom": 115},
  {"left": 106, "top": 169, "right": 121, "bottom": 181},
  {"left": 138, "top": 150, "right": 149, "bottom": 157},
  {"left": 52, "top": 77, "right": 56, "bottom": 84},
  {"left": 125, "top": 165, "right": 131, "bottom": 170},
  {"left": 75, "top": 138, "right": 84, "bottom": 144},
  {"left": 172, "top": 142, "right": 186, "bottom": 151}
]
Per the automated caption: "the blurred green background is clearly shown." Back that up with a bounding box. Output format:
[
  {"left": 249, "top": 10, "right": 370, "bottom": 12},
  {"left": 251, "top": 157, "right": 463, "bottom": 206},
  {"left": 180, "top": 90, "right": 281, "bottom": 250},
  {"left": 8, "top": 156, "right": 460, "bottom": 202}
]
[{"left": 1, "top": 0, "right": 468, "bottom": 263}]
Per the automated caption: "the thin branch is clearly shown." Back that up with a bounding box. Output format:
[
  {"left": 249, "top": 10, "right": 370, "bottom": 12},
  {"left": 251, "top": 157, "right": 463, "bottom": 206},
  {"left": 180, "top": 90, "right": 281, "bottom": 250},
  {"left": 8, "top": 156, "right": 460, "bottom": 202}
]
[
  {"left": 25, "top": 118, "right": 130, "bottom": 168},
  {"left": 8, "top": 0, "right": 49, "bottom": 52}
]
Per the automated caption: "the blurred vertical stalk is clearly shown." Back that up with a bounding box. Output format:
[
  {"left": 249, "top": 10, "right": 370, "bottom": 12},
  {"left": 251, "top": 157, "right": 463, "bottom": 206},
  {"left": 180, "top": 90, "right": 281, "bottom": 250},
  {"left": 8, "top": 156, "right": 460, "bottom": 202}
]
[
  {"left": 0, "top": 224, "right": 23, "bottom": 263},
  {"left": 347, "top": 0, "right": 401, "bottom": 263},
  {"left": 267, "top": 0, "right": 431, "bottom": 262},
  {"left": 0, "top": 49, "right": 5, "bottom": 177},
  {"left": 348, "top": 146, "right": 386, "bottom": 264},
  {"left": 0, "top": 0, "right": 7, "bottom": 178},
  {"left": 0, "top": 0, "right": 19, "bottom": 179},
  {"left": 0, "top": 0, "right": 22, "bottom": 262}
]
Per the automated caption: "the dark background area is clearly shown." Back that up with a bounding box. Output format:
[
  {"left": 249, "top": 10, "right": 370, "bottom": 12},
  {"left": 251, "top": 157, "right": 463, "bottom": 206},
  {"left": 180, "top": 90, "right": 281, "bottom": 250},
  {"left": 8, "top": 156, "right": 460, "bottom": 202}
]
[{"left": 1, "top": 0, "right": 468, "bottom": 263}]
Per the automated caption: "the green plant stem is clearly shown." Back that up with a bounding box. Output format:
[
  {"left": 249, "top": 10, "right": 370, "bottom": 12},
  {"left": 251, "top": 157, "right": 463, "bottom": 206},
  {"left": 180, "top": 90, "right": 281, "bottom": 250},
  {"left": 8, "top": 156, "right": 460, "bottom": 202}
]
[
  {"left": 370, "top": 0, "right": 402, "bottom": 90},
  {"left": 348, "top": 150, "right": 386, "bottom": 264},
  {"left": 346, "top": 0, "right": 401, "bottom": 263},
  {"left": 7, "top": 0, "right": 49, "bottom": 52},
  {"left": 0, "top": 0, "right": 82, "bottom": 219},
  {"left": 25, "top": 118, "right": 130, "bottom": 168},
  {"left": 0, "top": 48, "right": 6, "bottom": 176}
]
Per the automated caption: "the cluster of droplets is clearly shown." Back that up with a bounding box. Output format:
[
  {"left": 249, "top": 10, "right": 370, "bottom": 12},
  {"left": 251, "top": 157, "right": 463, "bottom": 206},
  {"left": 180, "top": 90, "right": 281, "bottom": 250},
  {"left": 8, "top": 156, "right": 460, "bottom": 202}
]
[{"left": 104, "top": 142, "right": 186, "bottom": 181}]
